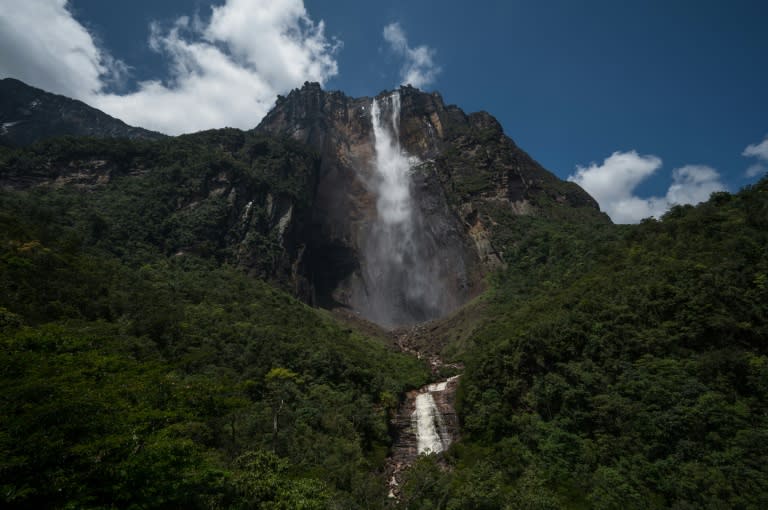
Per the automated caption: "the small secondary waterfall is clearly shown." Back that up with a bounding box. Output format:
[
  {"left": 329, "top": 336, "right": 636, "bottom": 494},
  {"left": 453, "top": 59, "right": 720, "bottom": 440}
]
[
  {"left": 360, "top": 92, "right": 453, "bottom": 327},
  {"left": 413, "top": 393, "right": 443, "bottom": 453},
  {"left": 387, "top": 375, "right": 460, "bottom": 499},
  {"left": 413, "top": 381, "right": 452, "bottom": 454}
]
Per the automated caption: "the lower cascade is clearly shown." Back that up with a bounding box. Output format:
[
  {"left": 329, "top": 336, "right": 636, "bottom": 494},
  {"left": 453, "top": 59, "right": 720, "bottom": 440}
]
[
  {"left": 414, "top": 381, "right": 452, "bottom": 454},
  {"left": 387, "top": 375, "right": 461, "bottom": 498}
]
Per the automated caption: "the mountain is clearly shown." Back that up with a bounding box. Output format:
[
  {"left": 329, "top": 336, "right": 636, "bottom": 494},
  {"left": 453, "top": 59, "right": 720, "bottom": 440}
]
[
  {"left": 256, "top": 83, "right": 609, "bottom": 326},
  {"left": 3, "top": 78, "right": 764, "bottom": 509},
  {"left": 0, "top": 78, "right": 608, "bottom": 329},
  {"left": 0, "top": 78, "right": 164, "bottom": 146}
]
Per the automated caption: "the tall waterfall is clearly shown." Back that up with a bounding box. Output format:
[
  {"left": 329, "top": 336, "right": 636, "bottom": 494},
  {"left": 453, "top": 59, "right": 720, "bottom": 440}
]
[
  {"left": 359, "top": 92, "right": 451, "bottom": 328},
  {"left": 371, "top": 93, "right": 411, "bottom": 227}
]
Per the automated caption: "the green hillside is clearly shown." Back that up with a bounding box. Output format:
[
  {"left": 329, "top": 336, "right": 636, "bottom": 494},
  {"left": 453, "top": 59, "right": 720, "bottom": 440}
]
[
  {"left": 0, "top": 135, "right": 427, "bottom": 509},
  {"left": 2, "top": 131, "right": 767, "bottom": 509},
  {"left": 399, "top": 179, "right": 768, "bottom": 509}
]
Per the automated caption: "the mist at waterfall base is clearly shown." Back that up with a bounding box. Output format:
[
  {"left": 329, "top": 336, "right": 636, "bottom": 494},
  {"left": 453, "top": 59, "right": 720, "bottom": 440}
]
[{"left": 355, "top": 93, "right": 457, "bottom": 329}]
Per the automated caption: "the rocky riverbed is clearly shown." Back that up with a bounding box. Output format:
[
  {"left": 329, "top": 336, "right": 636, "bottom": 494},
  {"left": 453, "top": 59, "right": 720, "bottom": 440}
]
[{"left": 385, "top": 327, "right": 463, "bottom": 500}]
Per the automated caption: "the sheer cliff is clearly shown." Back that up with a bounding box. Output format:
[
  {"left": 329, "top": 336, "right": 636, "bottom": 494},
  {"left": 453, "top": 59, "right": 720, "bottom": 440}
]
[
  {"left": 0, "top": 78, "right": 608, "bottom": 328},
  {"left": 256, "top": 82, "right": 608, "bottom": 326}
]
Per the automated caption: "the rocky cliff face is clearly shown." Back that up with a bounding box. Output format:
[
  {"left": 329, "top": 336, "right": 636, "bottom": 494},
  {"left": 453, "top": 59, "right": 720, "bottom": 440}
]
[
  {"left": 257, "top": 84, "right": 483, "bottom": 326},
  {"left": 0, "top": 78, "right": 164, "bottom": 146},
  {"left": 256, "top": 82, "right": 607, "bottom": 327},
  {"left": 0, "top": 79, "right": 607, "bottom": 329}
]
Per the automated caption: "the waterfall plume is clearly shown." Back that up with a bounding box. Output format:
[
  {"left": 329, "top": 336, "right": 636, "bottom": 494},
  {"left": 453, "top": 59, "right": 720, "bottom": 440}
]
[{"left": 355, "top": 91, "right": 455, "bottom": 328}]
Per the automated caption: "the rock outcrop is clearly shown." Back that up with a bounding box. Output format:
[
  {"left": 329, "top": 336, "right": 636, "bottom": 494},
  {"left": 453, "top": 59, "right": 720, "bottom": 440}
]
[{"left": 257, "top": 84, "right": 483, "bottom": 326}]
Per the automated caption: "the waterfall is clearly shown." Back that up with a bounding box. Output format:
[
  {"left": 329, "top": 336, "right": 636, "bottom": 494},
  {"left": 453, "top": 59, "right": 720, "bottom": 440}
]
[
  {"left": 361, "top": 92, "right": 448, "bottom": 328},
  {"left": 413, "top": 392, "right": 448, "bottom": 454},
  {"left": 412, "top": 376, "right": 460, "bottom": 454},
  {"left": 388, "top": 374, "right": 460, "bottom": 498},
  {"left": 371, "top": 93, "right": 411, "bottom": 227}
]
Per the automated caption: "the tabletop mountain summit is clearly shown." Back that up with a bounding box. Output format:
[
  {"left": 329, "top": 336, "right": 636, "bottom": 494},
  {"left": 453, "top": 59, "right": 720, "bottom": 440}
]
[{"left": 256, "top": 83, "right": 607, "bottom": 326}]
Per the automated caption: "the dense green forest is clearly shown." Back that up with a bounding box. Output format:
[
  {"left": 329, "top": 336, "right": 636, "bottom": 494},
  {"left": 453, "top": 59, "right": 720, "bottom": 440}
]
[
  {"left": 398, "top": 180, "right": 768, "bottom": 509},
  {"left": 0, "top": 135, "right": 428, "bottom": 508},
  {"left": 1, "top": 133, "right": 767, "bottom": 508}
]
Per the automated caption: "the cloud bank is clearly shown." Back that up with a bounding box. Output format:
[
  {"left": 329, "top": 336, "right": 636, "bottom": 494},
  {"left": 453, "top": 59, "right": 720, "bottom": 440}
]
[
  {"left": 0, "top": 0, "right": 340, "bottom": 135},
  {"left": 0, "top": 0, "right": 118, "bottom": 98},
  {"left": 383, "top": 22, "right": 440, "bottom": 89},
  {"left": 568, "top": 151, "right": 725, "bottom": 224},
  {"left": 743, "top": 135, "right": 768, "bottom": 178}
]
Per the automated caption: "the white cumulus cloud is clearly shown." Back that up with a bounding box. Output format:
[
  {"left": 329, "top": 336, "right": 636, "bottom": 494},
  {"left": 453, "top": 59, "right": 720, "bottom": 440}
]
[
  {"left": 383, "top": 22, "right": 440, "bottom": 89},
  {"left": 0, "top": 0, "right": 121, "bottom": 97},
  {"left": 568, "top": 151, "right": 726, "bottom": 224},
  {"left": 0, "top": 0, "right": 340, "bottom": 135},
  {"left": 743, "top": 135, "right": 768, "bottom": 178},
  {"left": 665, "top": 165, "right": 726, "bottom": 205},
  {"left": 746, "top": 164, "right": 766, "bottom": 178},
  {"left": 743, "top": 136, "right": 768, "bottom": 160}
]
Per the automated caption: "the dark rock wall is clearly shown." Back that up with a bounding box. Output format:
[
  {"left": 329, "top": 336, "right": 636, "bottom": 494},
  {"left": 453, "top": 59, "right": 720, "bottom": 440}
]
[
  {"left": 258, "top": 84, "right": 486, "bottom": 326},
  {"left": 256, "top": 83, "right": 605, "bottom": 327}
]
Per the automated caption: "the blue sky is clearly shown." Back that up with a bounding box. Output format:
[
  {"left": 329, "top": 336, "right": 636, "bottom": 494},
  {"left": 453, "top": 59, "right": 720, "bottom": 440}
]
[{"left": 1, "top": 0, "right": 766, "bottom": 222}]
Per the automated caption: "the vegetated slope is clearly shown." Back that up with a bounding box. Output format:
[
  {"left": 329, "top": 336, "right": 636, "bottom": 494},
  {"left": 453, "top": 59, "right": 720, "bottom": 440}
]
[
  {"left": 396, "top": 180, "right": 768, "bottom": 509},
  {"left": 0, "top": 134, "right": 428, "bottom": 509},
  {"left": 0, "top": 129, "right": 325, "bottom": 294},
  {"left": 0, "top": 78, "right": 164, "bottom": 147}
]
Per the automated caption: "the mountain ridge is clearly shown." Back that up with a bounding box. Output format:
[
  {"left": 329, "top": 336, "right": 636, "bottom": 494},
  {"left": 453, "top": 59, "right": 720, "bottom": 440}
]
[
  {"left": 1, "top": 78, "right": 609, "bottom": 328},
  {"left": 0, "top": 78, "right": 165, "bottom": 147}
]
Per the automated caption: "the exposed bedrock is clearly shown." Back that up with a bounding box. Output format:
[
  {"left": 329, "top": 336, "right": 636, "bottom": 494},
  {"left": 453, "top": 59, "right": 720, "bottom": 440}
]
[{"left": 256, "top": 82, "right": 605, "bottom": 327}]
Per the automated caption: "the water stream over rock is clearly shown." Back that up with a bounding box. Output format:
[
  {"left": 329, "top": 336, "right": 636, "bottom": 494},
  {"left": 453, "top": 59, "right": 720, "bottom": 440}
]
[
  {"left": 387, "top": 375, "right": 460, "bottom": 499},
  {"left": 386, "top": 327, "right": 462, "bottom": 500}
]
